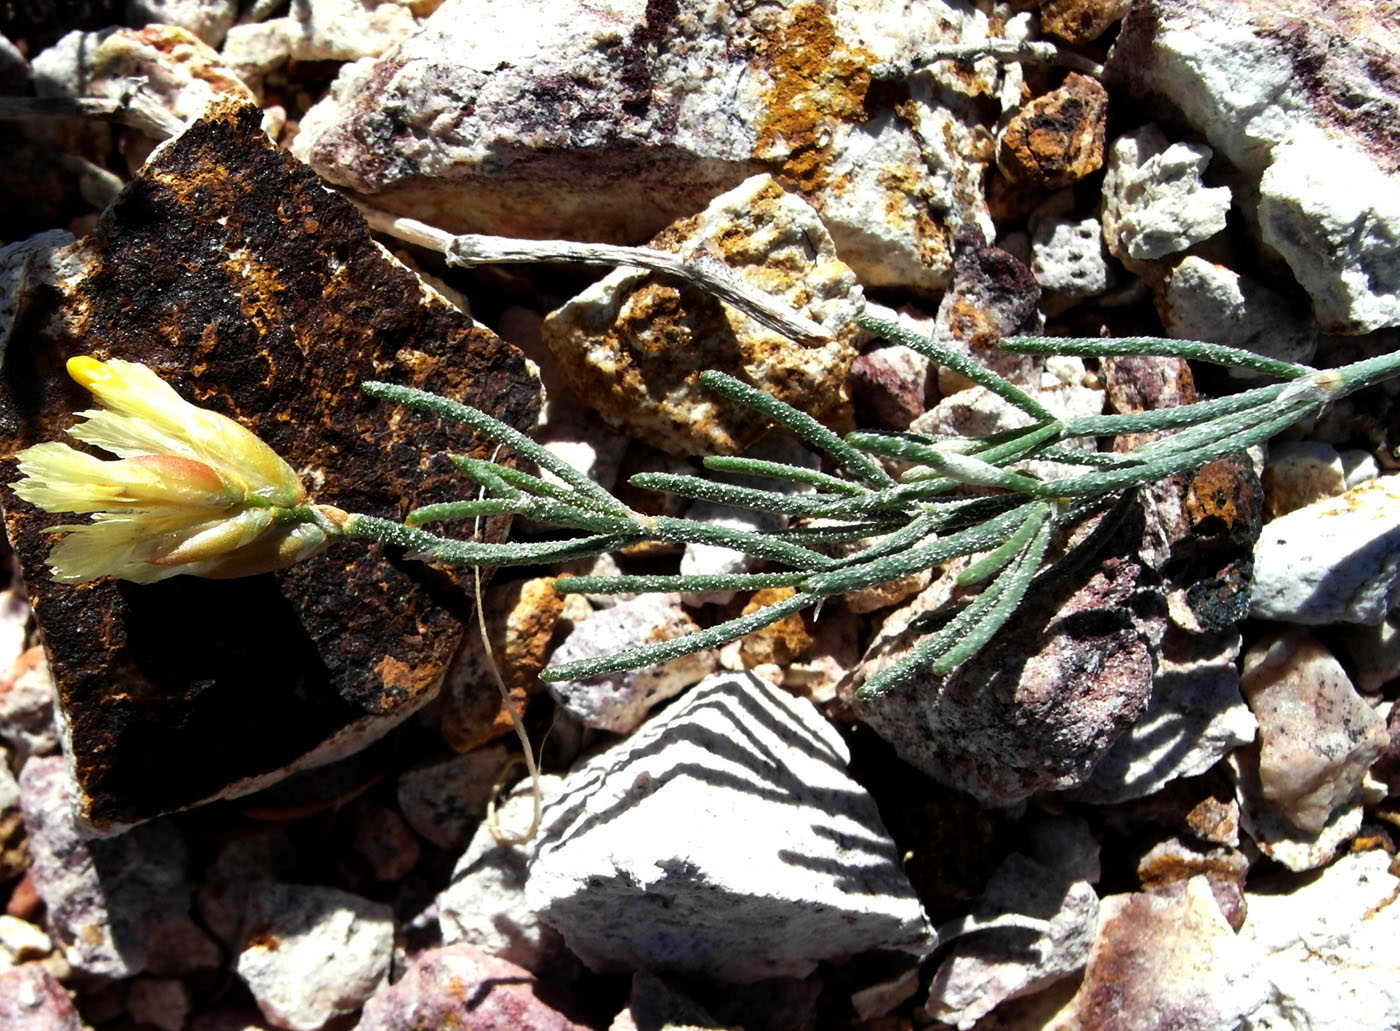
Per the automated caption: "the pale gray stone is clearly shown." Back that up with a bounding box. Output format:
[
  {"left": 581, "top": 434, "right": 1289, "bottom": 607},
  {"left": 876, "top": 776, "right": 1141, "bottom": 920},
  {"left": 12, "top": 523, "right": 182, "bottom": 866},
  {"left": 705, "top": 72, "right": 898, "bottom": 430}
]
[
  {"left": 1250, "top": 476, "right": 1400, "bottom": 625},
  {"left": 1158, "top": 256, "right": 1318, "bottom": 375},
  {"left": 1101, "top": 124, "right": 1231, "bottom": 264},
  {"left": 526, "top": 672, "right": 930, "bottom": 980},
  {"left": 1029, "top": 192, "right": 1112, "bottom": 297},
  {"left": 1240, "top": 849, "right": 1400, "bottom": 1031},
  {"left": 396, "top": 744, "right": 508, "bottom": 851},
  {"left": 1261, "top": 440, "right": 1347, "bottom": 519},
  {"left": 19, "top": 756, "right": 191, "bottom": 978},
  {"left": 0, "top": 647, "right": 59, "bottom": 766},
  {"left": 545, "top": 595, "right": 720, "bottom": 733},
  {"left": 1073, "top": 629, "right": 1255, "bottom": 804},
  {"left": 236, "top": 882, "right": 393, "bottom": 1031},
  {"left": 293, "top": 0, "right": 1006, "bottom": 291}
]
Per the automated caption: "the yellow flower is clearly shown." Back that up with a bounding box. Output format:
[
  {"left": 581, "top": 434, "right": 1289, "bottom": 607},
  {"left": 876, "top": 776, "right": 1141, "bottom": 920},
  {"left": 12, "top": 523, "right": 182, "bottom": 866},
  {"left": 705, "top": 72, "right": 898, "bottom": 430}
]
[{"left": 10, "top": 356, "right": 344, "bottom": 584}]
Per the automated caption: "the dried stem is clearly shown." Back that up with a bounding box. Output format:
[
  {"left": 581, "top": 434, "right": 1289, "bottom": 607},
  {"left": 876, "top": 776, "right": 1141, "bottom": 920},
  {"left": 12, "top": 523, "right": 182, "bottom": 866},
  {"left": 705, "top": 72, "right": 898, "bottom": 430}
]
[
  {"left": 0, "top": 85, "right": 186, "bottom": 140},
  {"left": 352, "top": 203, "right": 834, "bottom": 346}
]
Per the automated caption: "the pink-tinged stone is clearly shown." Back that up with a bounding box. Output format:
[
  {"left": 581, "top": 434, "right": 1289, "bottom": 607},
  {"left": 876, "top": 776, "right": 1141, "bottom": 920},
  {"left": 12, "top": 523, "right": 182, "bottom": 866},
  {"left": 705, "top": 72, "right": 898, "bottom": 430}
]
[
  {"left": 357, "top": 944, "right": 592, "bottom": 1031},
  {"left": 848, "top": 341, "right": 935, "bottom": 430},
  {"left": 1239, "top": 629, "right": 1388, "bottom": 835},
  {"left": 0, "top": 963, "right": 85, "bottom": 1031},
  {"left": 1039, "top": 877, "right": 1267, "bottom": 1031},
  {"left": 1136, "top": 837, "right": 1250, "bottom": 931}
]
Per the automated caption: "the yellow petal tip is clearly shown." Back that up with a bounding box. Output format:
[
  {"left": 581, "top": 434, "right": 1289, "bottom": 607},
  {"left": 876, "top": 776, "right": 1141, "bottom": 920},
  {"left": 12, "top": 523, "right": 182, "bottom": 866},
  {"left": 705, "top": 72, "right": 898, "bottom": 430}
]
[{"left": 66, "top": 356, "right": 108, "bottom": 388}]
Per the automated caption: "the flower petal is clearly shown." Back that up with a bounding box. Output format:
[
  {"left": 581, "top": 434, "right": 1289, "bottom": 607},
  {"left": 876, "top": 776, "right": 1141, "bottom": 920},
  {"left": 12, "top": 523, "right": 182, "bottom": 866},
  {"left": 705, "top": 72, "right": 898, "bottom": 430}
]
[{"left": 12, "top": 443, "right": 242, "bottom": 514}]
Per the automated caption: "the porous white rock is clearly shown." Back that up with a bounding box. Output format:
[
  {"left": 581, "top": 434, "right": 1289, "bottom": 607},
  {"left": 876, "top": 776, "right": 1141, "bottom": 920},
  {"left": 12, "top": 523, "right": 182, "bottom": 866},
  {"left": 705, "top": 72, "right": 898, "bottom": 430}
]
[
  {"left": 1239, "top": 849, "right": 1400, "bottom": 1031},
  {"left": 1158, "top": 256, "right": 1318, "bottom": 375},
  {"left": 235, "top": 882, "right": 393, "bottom": 1031},
  {"left": 437, "top": 774, "right": 577, "bottom": 974},
  {"left": 544, "top": 595, "right": 720, "bottom": 733},
  {"left": 1250, "top": 475, "right": 1400, "bottom": 625},
  {"left": 1106, "top": 0, "right": 1400, "bottom": 332},
  {"left": 1101, "top": 124, "right": 1230, "bottom": 265},
  {"left": 1029, "top": 193, "right": 1112, "bottom": 297},
  {"left": 126, "top": 0, "right": 238, "bottom": 46},
  {"left": 526, "top": 671, "right": 930, "bottom": 981},
  {"left": 223, "top": 0, "right": 419, "bottom": 80},
  {"left": 293, "top": 0, "right": 1007, "bottom": 291},
  {"left": 1074, "top": 629, "right": 1255, "bottom": 803}
]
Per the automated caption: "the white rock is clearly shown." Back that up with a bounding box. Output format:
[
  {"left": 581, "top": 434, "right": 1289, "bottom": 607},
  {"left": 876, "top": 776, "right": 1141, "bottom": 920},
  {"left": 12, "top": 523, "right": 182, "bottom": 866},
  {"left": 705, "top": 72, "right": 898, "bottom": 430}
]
[
  {"left": 1074, "top": 629, "right": 1256, "bottom": 803},
  {"left": 436, "top": 774, "right": 577, "bottom": 974},
  {"left": 0, "top": 914, "right": 53, "bottom": 973},
  {"left": 293, "top": 0, "right": 1005, "bottom": 291},
  {"left": 1158, "top": 256, "right": 1318, "bottom": 375},
  {"left": 1101, "top": 124, "right": 1231, "bottom": 264},
  {"left": 235, "top": 882, "right": 393, "bottom": 1031},
  {"left": 1239, "top": 849, "right": 1400, "bottom": 1031},
  {"left": 1261, "top": 440, "right": 1346, "bottom": 519},
  {"left": 1029, "top": 192, "right": 1112, "bottom": 297},
  {"left": 126, "top": 0, "right": 237, "bottom": 46},
  {"left": 0, "top": 587, "right": 27, "bottom": 677},
  {"left": 1342, "top": 614, "right": 1400, "bottom": 693},
  {"left": 1250, "top": 475, "right": 1400, "bottom": 624},
  {"left": 224, "top": 0, "right": 418, "bottom": 80},
  {"left": 526, "top": 671, "right": 931, "bottom": 981},
  {"left": 544, "top": 595, "right": 720, "bottom": 733},
  {"left": 1239, "top": 629, "right": 1388, "bottom": 835},
  {"left": 1259, "top": 127, "right": 1400, "bottom": 333}
]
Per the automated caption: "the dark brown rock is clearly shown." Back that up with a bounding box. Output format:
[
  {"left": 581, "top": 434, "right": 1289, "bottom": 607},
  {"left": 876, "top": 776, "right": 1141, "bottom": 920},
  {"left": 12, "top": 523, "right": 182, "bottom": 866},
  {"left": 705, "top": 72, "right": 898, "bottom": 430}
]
[
  {"left": 0, "top": 98, "right": 541, "bottom": 831},
  {"left": 997, "top": 74, "right": 1109, "bottom": 190}
]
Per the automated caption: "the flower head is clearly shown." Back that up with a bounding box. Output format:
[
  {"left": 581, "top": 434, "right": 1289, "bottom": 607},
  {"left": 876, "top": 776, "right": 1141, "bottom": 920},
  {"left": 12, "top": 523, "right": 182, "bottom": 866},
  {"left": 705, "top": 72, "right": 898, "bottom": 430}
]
[{"left": 10, "top": 356, "right": 343, "bottom": 584}]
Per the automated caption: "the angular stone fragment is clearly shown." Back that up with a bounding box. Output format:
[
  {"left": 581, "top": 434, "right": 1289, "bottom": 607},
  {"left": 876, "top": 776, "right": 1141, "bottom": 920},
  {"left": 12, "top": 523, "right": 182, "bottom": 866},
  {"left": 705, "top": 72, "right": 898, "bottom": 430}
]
[
  {"left": 1157, "top": 257, "right": 1318, "bottom": 376},
  {"left": 544, "top": 173, "right": 861, "bottom": 456},
  {"left": 0, "top": 647, "right": 57, "bottom": 766},
  {"left": 1107, "top": 0, "right": 1400, "bottom": 332},
  {"left": 1029, "top": 191, "right": 1112, "bottom": 298},
  {"left": 1250, "top": 476, "right": 1400, "bottom": 625},
  {"left": 0, "top": 98, "right": 541, "bottom": 831},
  {"left": 544, "top": 595, "right": 720, "bottom": 734},
  {"left": 1039, "top": 877, "right": 1268, "bottom": 1031},
  {"left": 1239, "top": 629, "right": 1388, "bottom": 835},
  {"left": 395, "top": 744, "right": 508, "bottom": 851},
  {"left": 127, "top": 0, "right": 239, "bottom": 48},
  {"left": 1073, "top": 629, "right": 1255, "bottom": 804},
  {"left": 848, "top": 340, "right": 934, "bottom": 430},
  {"left": 0, "top": 754, "right": 26, "bottom": 884},
  {"left": 1101, "top": 124, "right": 1230, "bottom": 268},
  {"left": 852, "top": 509, "right": 1165, "bottom": 807},
  {"left": 1038, "top": 0, "right": 1133, "bottom": 44},
  {"left": 18, "top": 756, "right": 192, "bottom": 978},
  {"left": 997, "top": 74, "right": 1108, "bottom": 189},
  {"left": 1240, "top": 849, "right": 1400, "bottom": 1031},
  {"left": 358, "top": 944, "right": 592, "bottom": 1031},
  {"left": 526, "top": 672, "right": 930, "bottom": 980},
  {"left": 236, "top": 882, "right": 393, "bottom": 1031},
  {"left": 1260, "top": 441, "right": 1349, "bottom": 520},
  {"left": 293, "top": 0, "right": 1006, "bottom": 291},
  {"left": 0, "top": 962, "right": 85, "bottom": 1031}
]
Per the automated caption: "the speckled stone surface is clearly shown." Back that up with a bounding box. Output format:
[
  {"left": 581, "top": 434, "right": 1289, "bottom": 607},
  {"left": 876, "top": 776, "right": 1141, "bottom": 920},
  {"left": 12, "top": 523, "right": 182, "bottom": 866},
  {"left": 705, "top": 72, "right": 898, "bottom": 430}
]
[{"left": 0, "top": 98, "right": 541, "bottom": 831}]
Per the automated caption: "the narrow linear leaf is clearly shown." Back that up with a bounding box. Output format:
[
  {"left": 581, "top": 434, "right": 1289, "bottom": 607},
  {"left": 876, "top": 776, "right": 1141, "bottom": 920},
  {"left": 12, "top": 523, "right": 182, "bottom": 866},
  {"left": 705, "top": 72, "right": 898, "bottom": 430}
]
[
  {"left": 999, "top": 335, "right": 1311, "bottom": 380},
  {"left": 629, "top": 472, "right": 844, "bottom": 517},
  {"left": 539, "top": 590, "right": 819, "bottom": 682},
  {"left": 555, "top": 571, "right": 809, "bottom": 595},
  {"left": 648, "top": 515, "right": 835, "bottom": 570},
  {"left": 343, "top": 514, "right": 638, "bottom": 566},
  {"left": 957, "top": 503, "right": 1050, "bottom": 585},
  {"left": 698, "top": 370, "right": 897, "bottom": 488},
  {"left": 701, "top": 455, "right": 870, "bottom": 496},
  {"left": 1060, "top": 382, "right": 1286, "bottom": 437}
]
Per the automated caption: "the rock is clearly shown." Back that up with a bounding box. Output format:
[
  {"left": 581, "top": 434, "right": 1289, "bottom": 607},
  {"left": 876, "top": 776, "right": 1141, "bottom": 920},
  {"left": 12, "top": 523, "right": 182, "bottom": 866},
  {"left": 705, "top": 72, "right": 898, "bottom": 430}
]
[
  {"left": 0, "top": 915, "right": 54, "bottom": 972},
  {"left": 0, "top": 754, "right": 27, "bottom": 884},
  {"left": 0, "top": 586, "right": 27, "bottom": 670},
  {"left": 1038, "top": 0, "right": 1133, "bottom": 44},
  {"left": 1136, "top": 837, "right": 1250, "bottom": 931},
  {"left": 18, "top": 756, "right": 192, "bottom": 978},
  {"left": 1101, "top": 124, "right": 1231, "bottom": 268},
  {"left": 1106, "top": 0, "right": 1400, "bottom": 332},
  {"left": 396, "top": 744, "right": 508, "bottom": 852},
  {"left": 236, "top": 882, "right": 393, "bottom": 1031},
  {"left": 1238, "top": 629, "right": 1388, "bottom": 835},
  {"left": 1342, "top": 614, "right": 1400, "bottom": 693},
  {"left": 0, "top": 648, "right": 59, "bottom": 766},
  {"left": 0, "top": 32, "right": 29, "bottom": 95},
  {"left": 847, "top": 340, "right": 934, "bottom": 431},
  {"left": 852, "top": 510, "right": 1165, "bottom": 807},
  {"left": 0, "top": 962, "right": 85, "bottom": 1031},
  {"left": 689, "top": 978, "right": 821, "bottom": 1031},
  {"left": 222, "top": 0, "right": 420, "bottom": 84},
  {"left": 1250, "top": 475, "right": 1400, "bottom": 625},
  {"left": 1037, "top": 877, "right": 1268, "bottom": 1031},
  {"left": 359, "top": 943, "right": 591, "bottom": 1031},
  {"left": 1239, "top": 849, "right": 1400, "bottom": 1031},
  {"left": 736, "top": 587, "right": 817, "bottom": 668},
  {"left": 997, "top": 74, "right": 1108, "bottom": 190},
  {"left": 1029, "top": 191, "right": 1113, "bottom": 298},
  {"left": 0, "top": 99, "right": 541, "bottom": 831},
  {"left": 293, "top": 0, "right": 1007, "bottom": 291},
  {"left": 1157, "top": 257, "right": 1318, "bottom": 376},
  {"left": 1072, "top": 629, "right": 1255, "bottom": 804},
  {"left": 441, "top": 577, "right": 563, "bottom": 753},
  {"left": 612, "top": 972, "right": 730, "bottom": 1031},
  {"left": 1260, "top": 440, "right": 1349, "bottom": 520},
  {"left": 341, "top": 800, "right": 420, "bottom": 882},
  {"left": 195, "top": 832, "right": 297, "bottom": 950},
  {"left": 436, "top": 774, "right": 578, "bottom": 974},
  {"left": 526, "top": 672, "right": 930, "bottom": 980},
  {"left": 543, "top": 174, "right": 861, "bottom": 457},
  {"left": 126, "top": 976, "right": 191, "bottom": 1031},
  {"left": 678, "top": 502, "right": 786, "bottom": 607},
  {"left": 924, "top": 818, "right": 1100, "bottom": 1029},
  {"left": 544, "top": 595, "right": 720, "bottom": 734},
  {"left": 126, "top": 0, "right": 238, "bottom": 47}
]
